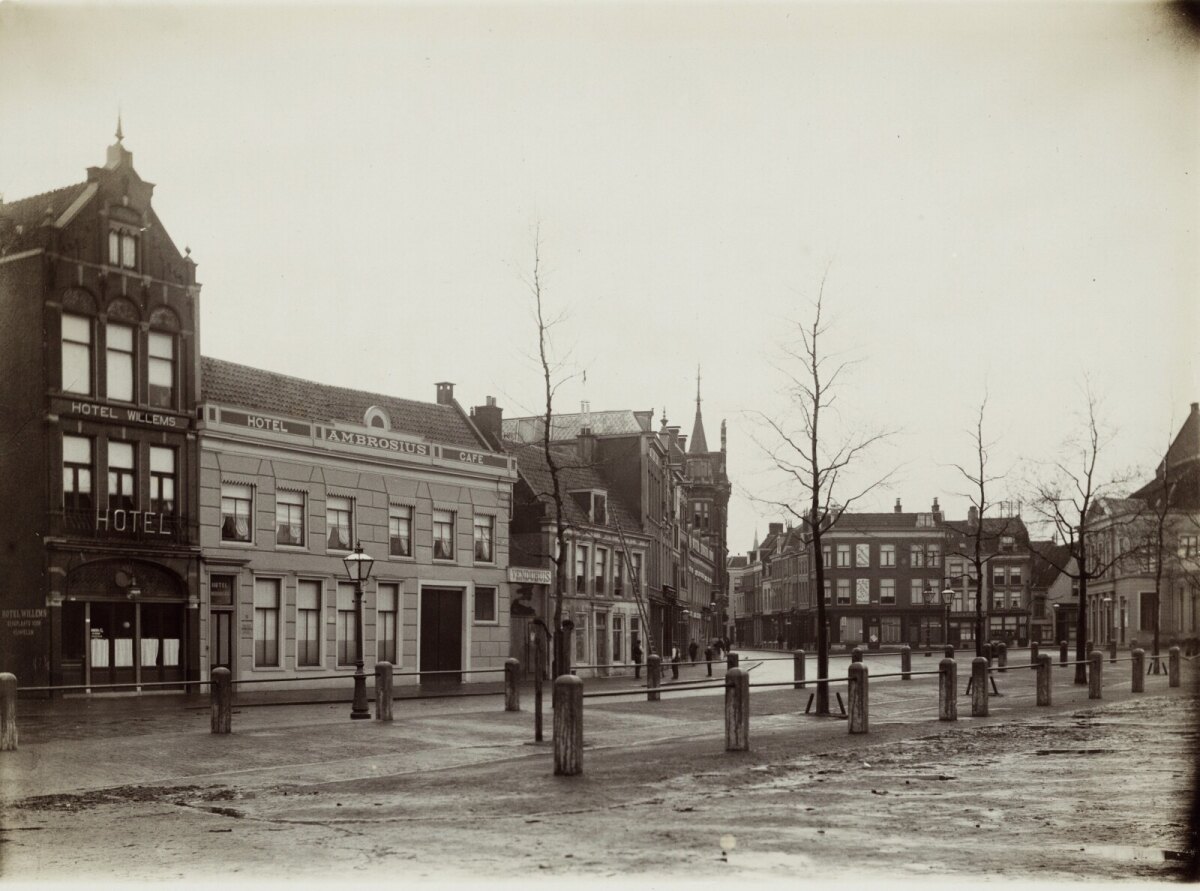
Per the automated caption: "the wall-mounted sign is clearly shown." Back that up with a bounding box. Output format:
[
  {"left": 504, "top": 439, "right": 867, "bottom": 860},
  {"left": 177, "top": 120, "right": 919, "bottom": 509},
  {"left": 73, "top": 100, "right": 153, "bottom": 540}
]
[
  {"left": 321, "top": 427, "right": 430, "bottom": 456},
  {"left": 508, "top": 567, "right": 553, "bottom": 585},
  {"left": 55, "top": 397, "right": 189, "bottom": 430},
  {"left": 444, "top": 447, "right": 510, "bottom": 469},
  {"left": 95, "top": 509, "right": 174, "bottom": 537},
  {"left": 220, "top": 409, "right": 312, "bottom": 437},
  {"left": 2, "top": 608, "right": 47, "bottom": 638}
]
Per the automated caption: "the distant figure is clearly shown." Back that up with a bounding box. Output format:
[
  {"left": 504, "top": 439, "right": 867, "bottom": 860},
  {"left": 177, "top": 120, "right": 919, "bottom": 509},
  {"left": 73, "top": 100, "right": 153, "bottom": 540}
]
[
  {"left": 672, "top": 648, "right": 682, "bottom": 680},
  {"left": 777, "top": 634, "right": 785, "bottom": 650},
  {"left": 632, "top": 641, "right": 643, "bottom": 679},
  {"left": 689, "top": 640, "right": 699, "bottom": 662}
]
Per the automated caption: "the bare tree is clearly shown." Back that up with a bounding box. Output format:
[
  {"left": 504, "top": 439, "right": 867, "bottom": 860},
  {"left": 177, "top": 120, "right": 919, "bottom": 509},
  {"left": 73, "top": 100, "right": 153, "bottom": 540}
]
[
  {"left": 946, "top": 393, "right": 1019, "bottom": 657},
  {"left": 1028, "top": 387, "right": 1137, "bottom": 684},
  {"left": 750, "top": 275, "right": 893, "bottom": 715}
]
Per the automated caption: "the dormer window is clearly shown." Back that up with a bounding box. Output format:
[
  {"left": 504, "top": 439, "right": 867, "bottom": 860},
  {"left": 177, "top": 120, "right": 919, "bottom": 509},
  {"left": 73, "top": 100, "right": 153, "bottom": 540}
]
[
  {"left": 1000, "top": 535, "right": 1015, "bottom": 552},
  {"left": 107, "top": 227, "right": 138, "bottom": 270},
  {"left": 570, "top": 489, "right": 607, "bottom": 524},
  {"left": 364, "top": 406, "right": 390, "bottom": 430}
]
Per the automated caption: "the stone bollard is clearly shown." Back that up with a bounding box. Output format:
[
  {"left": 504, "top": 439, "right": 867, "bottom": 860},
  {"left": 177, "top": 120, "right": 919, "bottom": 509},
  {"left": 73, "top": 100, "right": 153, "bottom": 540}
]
[
  {"left": 997, "top": 643, "right": 1008, "bottom": 673},
  {"left": 1169, "top": 646, "right": 1181, "bottom": 688},
  {"left": 1089, "top": 651, "right": 1103, "bottom": 700},
  {"left": 504, "top": 658, "right": 520, "bottom": 712},
  {"left": 724, "top": 668, "right": 750, "bottom": 752},
  {"left": 210, "top": 667, "right": 232, "bottom": 735},
  {"left": 1030, "top": 641, "right": 1040, "bottom": 665},
  {"left": 1060, "top": 641, "right": 1069, "bottom": 666},
  {"left": 705, "top": 648, "right": 714, "bottom": 678},
  {"left": 982, "top": 643, "right": 993, "bottom": 665},
  {"left": 1036, "top": 654, "right": 1052, "bottom": 706},
  {"left": 553, "top": 675, "right": 583, "bottom": 776},
  {"left": 647, "top": 654, "right": 662, "bottom": 702},
  {"left": 848, "top": 662, "right": 869, "bottom": 734},
  {"left": 1108, "top": 640, "right": 1117, "bottom": 663},
  {"left": 1130, "top": 638, "right": 1139, "bottom": 653},
  {"left": 1085, "top": 640, "right": 1093, "bottom": 663},
  {"left": 944, "top": 645, "right": 955, "bottom": 660},
  {"left": 938, "top": 658, "right": 957, "bottom": 722},
  {"left": 727, "top": 651, "right": 739, "bottom": 671},
  {"left": 971, "top": 657, "right": 989, "bottom": 717},
  {"left": 793, "top": 649, "right": 806, "bottom": 690},
  {"left": 375, "top": 661, "right": 394, "bottom": 722},
  {"left": 900, "top": 645, "right": 912, "bottom": 681},
  {"left": 0, "top": 673, "right": 17, "bottom": 751},
  {"left": 851, "top": 647, "right": 864, "bottom": 664},
  {"left": 1132, "top": 649, "right": 1145, "bottom": 693}
]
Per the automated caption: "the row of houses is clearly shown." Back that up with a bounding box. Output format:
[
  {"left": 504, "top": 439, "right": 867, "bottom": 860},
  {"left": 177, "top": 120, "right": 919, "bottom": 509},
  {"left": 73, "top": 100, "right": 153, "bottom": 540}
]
[
  {"left": 729, "top": 406, "right": 1200, "bottom": 652},
  {"left": 0, "top": 133, "right": 730, "bottom": 695}
]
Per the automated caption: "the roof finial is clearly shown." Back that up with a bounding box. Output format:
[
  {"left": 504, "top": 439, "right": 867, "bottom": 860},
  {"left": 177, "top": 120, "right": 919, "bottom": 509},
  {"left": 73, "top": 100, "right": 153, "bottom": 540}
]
[
  {"left": 696, "top": 364, "right": 701, "bottom": 408},
  {"left": 115, "top": 108, "right": 124, "bottom": 144}
]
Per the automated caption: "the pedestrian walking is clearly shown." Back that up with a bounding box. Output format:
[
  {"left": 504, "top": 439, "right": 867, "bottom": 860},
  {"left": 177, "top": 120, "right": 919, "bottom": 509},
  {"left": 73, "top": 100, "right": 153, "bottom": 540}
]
[
  {"left": 672, "top": 648, "right": 681, "bottom": 680},
  {"left": 689, "top": 640, "right": 699, "bottom": 662},
  {"left": 632, "top": 641, "right": 643, "bottom": 679}
]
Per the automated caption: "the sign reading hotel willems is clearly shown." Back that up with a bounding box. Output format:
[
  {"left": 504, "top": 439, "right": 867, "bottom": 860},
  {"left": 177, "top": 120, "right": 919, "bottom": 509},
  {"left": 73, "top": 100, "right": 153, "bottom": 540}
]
[
  {"left": 2, "top": 608, "right": 47, "bottom": 638},
  {"left": 55, "top": 397, "right": 191, "bottom": 429}
]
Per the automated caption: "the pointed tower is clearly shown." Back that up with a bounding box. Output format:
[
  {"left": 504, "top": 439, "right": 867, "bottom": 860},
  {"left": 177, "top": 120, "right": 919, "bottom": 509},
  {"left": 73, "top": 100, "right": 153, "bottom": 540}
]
[{"left": 689, "top": 365, "right": 708, "bottom": 454}]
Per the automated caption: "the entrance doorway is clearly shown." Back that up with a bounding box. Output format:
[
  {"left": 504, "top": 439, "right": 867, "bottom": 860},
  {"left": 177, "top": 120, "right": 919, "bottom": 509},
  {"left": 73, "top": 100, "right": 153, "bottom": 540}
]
[
  {"left": 63, "top": 600, "right": 186, "bottom": 690},
  {"left": 420, "top": 587, "right": 463, "bottom": 683},
  {"left": 210, "top": 610, "right": 233, "bottom": 671}
]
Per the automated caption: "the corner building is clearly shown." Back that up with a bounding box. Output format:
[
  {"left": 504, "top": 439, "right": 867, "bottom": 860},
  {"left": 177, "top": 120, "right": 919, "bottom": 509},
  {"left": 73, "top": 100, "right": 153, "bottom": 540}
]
[
  {"left": 199, "top": 361, "right": 516, "bottom": 689},
  {"left": 0, "top": 133, "right": 202, "bottom": 691}
]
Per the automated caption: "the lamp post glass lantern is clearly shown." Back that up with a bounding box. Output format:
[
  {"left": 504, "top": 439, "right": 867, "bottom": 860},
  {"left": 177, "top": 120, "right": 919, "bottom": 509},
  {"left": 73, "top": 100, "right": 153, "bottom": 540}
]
[
  {"left": 941, "top": 588, "right": 953, "bottom": 649},
  {"left": 343, "top": 544, "right": 375, "bottom": 719}
]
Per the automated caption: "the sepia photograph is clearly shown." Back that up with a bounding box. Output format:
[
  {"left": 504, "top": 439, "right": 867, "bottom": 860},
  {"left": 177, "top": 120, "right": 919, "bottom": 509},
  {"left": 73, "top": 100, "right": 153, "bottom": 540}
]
[{"left": 0, "top": 1, "right": 1197, "bottom": 887}]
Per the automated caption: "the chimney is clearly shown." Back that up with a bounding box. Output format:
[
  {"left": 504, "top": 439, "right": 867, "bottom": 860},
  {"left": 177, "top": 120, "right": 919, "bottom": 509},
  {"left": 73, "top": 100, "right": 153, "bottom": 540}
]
[
  {"left": 470, "top": 396, "right": 503, "bottom": 449},
  {"left": 1192, "top": 402, "right": 1199, "bottom": 414},
  {"left": 931, "top": 497, "right": 941, "bottom": 521},
  {"left": 968, "top": 505, "right": 979, "bottom": 527},
  {"left": 435, "top": 382, "right": 454, "bottom": 405},
  {"left": 721, "top": 419, "right": 727, "bottom": 454},
  {"left": 768, "top": 522, "right": 784, "bottom": 534},
  {"left": 578, "top": 428, "right": 595, "bottom": 464},
  {"left": 894, "top": 498, "right": 902, "bottom": 513}
]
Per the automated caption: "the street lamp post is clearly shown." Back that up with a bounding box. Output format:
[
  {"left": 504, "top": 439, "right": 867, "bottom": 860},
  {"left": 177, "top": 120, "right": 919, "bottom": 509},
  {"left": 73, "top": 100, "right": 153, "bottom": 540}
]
[
  {"left": 921, "top": 587, "right": 935, "bottom": 655},
  {"left": 343, "top": 543, "right": 375, "bottom": 720},
  {"left": 941, "top": 587, "right": 953, "bottom": 649}
]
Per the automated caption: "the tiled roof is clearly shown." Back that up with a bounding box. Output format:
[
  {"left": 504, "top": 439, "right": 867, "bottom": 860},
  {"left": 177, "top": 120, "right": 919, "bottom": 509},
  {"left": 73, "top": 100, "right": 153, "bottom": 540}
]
[
  {"left": 832, "top": 512, "right": 945, "bottom": 533},
  {"left": 0, "top": 182, "right": 89, "bottom": 254},
  {"left": 728, "top": 555, "right": 749, "bottom": 569},
  {"left": 200, "top": 356, "right": 487, "bottom": 450},
  {"left": 1029, "top": 541, "right": 1072, "bottom": 588},
  {"left": 503, "top": 439, "right": 642, "bottom": 534},
  {"left": 942, "top": 516, "right": 1030, "bottom": 546},
  {"left": 503, "top": 409, "right": 653, "bottom": 442}
]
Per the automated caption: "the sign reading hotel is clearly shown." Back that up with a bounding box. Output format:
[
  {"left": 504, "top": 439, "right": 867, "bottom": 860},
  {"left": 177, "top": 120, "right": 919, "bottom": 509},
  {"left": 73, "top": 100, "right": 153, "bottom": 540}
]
[
  {"left": 56, "top": 397, "right": 189, "bottom": 429},
  {"left": 220, "top": 409, "right": 312, "bottom": 437}
]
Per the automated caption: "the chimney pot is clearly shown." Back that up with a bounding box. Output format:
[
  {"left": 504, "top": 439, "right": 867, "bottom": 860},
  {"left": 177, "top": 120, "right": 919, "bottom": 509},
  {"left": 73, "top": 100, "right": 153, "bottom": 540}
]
[
  {"left": 894, "top": 498, "right": 902, "bottom": 513},
  {"left": 435, "top": 381, "right": 455, "bottom": 405}
]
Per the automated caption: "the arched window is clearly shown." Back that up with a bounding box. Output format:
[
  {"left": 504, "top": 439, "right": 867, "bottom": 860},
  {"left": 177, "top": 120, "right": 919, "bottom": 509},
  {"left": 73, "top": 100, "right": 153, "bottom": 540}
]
[{"left": 364, "top": 406, "right": 390, "bottom": 430}]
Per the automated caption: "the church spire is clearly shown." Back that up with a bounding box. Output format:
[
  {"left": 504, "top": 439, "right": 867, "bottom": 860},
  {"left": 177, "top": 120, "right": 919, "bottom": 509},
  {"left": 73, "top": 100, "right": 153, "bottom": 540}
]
[
  {"left": 688, "top": 364, "right": 709, "bottom": 454},
  {"left": 115, "top": 110, "right": 124, "bottom": 144}
]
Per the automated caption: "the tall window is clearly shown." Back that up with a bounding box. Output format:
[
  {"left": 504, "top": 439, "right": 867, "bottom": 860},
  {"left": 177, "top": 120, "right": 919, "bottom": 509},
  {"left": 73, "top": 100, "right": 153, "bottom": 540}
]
[
  {"left": 824, "top": 579, "right": 832, "bottom": 604},
  {"left": 855, "top": 544, "right": 870, "bottom": 567},
  {"left": 107, "top": 442, "right": 135, "bottom": 511},
  {"left": 473, "top": 514, "right": 494, "bottom": 563},
  {"left": 105, "top": 323, "right": 135, "bottom": 402},
  {"left": 576, "top": 544, "right": 589, "bottom": 593},
  {"left": 149, "top": 446, "right": 175, "bottom": 515},
  {"left": 836, "top": 578, "right": 851, "bottom": 604},
  {"left": 253, "top": 578, "right": 280, "bottom": 667},
  {"left": 992, "top": 566, "right": 1005, "bottom": 589},
  {"left": 595, "top": 548, "right": 608, "bottom": 595},
  {"left": 1180, "top": 535, "right": 1199, "bottom": 559},
  {"left": 910, "top": 545, "right": 925, "bottom": 568},
  {"left": 836, "top": 545, "right": 850, "bottom": 567},
  {"left": 296, "top": 580, "right": 321, "bottom": 667},
  {"left": 148, "top": 332, "right": 175, "bottom": 409},
  {"left": 474, "top": 586, "right": 497, "bottom": 623},
  {"left": 108, "top": 229, "right": 138, "bottom": 269},
  {"left": 614, "top": 551, "right": 625, "bottom": 596},
  {"left": 62, "top": 435, "right": 93, "bottom": 511},
  {"left": 880, "top": 578, "right": 896, "bottom": 604},
  {"left": 612, "top": 615, "right": 624, "bottom": 662},
  {"left": 1008, "top": 567, "right": 1022, "bottom": 587},
  {"left": 389, "top": 505, "right": 413, "bottom": 557},
  {"left": 326, "top": 495, "right": 352, "bottom": 551},
  {"left": 881, "top": 545, "right": 896, "bottom": 567},
  {"left": 336, "top": 583, "right": 356, "bottom": 666},
  {"left": 949, "top": 560, "right": 964, "bottom": 582},
  {"left": 220, "top": 483, "right": 253, "bottom": 542},
  {"left": 377, "top": 583, "right": 399, "bottom": 663},
  {"left": 927, "top": 544, "right": 941, "bottom": 567},
  {"left": 432, "top": 509, "right": 454, "bottom": 560},
  {"left": 911, "top": 579, "right": 925, "bottom": 604},
  {"left": 575, "top": 612, "right": 587, "bottom": 662},
  {"left": 61, "top": 313, "right": 92, "bottom": 394},
  {"left": 822, "top": 545, "right": 832, "bottom": 567},
  {"left": 276, "top": 490, "right": 305, "bottom": 546}
]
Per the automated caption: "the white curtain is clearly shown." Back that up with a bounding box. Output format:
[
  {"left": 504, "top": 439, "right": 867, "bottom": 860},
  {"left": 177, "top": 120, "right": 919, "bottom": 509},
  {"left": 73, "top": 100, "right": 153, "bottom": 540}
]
[{"left": 91, "top": 639, "right": 109, "bottom": 668}]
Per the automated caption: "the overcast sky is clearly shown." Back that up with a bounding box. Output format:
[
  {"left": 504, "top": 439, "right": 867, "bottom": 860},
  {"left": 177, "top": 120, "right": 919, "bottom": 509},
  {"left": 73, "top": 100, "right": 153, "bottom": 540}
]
[{"left": 2, "top": 1, "right": 1196, "bottom": 553}]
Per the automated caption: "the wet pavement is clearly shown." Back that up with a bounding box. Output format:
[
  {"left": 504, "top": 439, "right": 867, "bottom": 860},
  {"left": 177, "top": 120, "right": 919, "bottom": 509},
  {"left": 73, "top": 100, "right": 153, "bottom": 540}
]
[{"left": 1, "top": 649, "right": 1195, "bottom": 883}]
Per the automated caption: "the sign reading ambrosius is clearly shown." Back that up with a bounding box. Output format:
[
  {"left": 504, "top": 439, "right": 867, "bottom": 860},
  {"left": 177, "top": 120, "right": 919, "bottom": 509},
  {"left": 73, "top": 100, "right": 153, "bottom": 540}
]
[{"left": 322, "top": 428, "right": 430, "bottom": 456}]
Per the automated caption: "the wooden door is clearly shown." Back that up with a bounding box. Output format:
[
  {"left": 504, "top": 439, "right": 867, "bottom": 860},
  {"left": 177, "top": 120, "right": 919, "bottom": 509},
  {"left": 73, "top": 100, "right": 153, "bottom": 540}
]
[{"left": 420, "top": 588, "right": 463, "bottom": 683}]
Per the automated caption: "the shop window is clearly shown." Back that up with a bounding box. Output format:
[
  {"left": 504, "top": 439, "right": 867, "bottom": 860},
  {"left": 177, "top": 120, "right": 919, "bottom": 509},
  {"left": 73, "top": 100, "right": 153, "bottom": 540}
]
[
  {"left": 474, "top": 586, "right": 497, "bottom": 623},
  {"left": 62, "top": 435, "right": 93, "bottom": 511},
  {"left": 148, "top": 332, "right": 175, "bottom": 409},
  {"left": 326, "top": 495, "right": 353, "bottom": 552},
  {"left": 276, "top": 489, "right": 305, "bottom": 547},
  {"left": 107, "top": 441, "right": 136, "bottom": 511},
  {"left": 432, "top": 508, "right": 455, "bottom": 561},
  {"left": 473, "top": 514, "right": 494, "bottom": 563},
  {"left": 389, "top": 505, "right": 413, "bottom": 557},
  {"left": 377, "top": 583, "right": 399, "bottom": 663},
  {"left": 336, "top": 583, "right": 357, "bottom": 666},
  {"left": 220, "top": 483, "right": 253, "bottom": 542},
  {"left": 880, "top": 617, "right": 901, "bottom": 644},
  {"left": 61, "top": 313, "right": 93, "bottom": 395},
  {"left": 105, "top": 322, "right": 135, "bottom": 402},
  {"left": 253, "top": 578, "right": 281, "bottom": 667},
  {"left": 297, "top": 580, "right": 321, "bottom": 667},
  {"left": 149, "top": 446, "right": 176, "bottom": 515}
]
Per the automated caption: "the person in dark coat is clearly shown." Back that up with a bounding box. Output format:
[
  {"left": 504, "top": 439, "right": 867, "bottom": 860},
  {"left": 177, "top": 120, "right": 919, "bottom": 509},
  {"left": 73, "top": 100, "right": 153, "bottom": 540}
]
[
  {"left": 689, "top": 640, "right": 699, "bottom": 662},
  {"left": 632, "top": 641, "right": 643, "bottom": 679}
]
